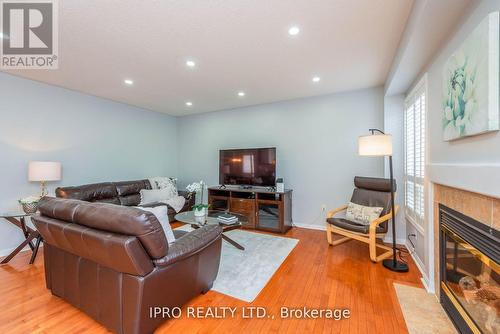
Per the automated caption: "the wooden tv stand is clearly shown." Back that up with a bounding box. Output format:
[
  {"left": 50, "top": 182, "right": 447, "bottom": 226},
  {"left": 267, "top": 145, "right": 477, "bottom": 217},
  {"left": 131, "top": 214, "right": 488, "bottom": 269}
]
[{"left": 207, "top": 186, "right": 292, "bottom": 233}]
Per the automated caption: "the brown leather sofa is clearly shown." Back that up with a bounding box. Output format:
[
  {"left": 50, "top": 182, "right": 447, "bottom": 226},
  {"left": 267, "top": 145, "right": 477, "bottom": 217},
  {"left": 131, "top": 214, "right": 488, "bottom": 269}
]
[
  {"left": 55, "top": 179, "right": 195, "bottom": 222},
  {"left": 33, "top": 197, "right": 222, "bottom": 334}
]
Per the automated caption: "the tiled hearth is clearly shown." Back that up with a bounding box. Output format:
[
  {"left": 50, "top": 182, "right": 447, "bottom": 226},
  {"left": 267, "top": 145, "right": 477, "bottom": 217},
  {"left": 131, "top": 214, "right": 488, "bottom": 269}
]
[{"left": 433, "top": 184, "right": 500, "bottom": 333}]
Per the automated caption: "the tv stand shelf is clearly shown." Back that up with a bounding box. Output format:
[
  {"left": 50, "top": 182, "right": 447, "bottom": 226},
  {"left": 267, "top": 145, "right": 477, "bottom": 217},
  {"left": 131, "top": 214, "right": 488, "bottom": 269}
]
[{"left": 208, "top": 186, "right": 292, "bottom": 233}]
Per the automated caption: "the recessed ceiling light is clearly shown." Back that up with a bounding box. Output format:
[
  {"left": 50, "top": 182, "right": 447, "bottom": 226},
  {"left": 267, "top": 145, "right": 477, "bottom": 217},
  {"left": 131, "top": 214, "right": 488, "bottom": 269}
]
[
  {"left": 237, "top": 91, "right": 245, "bottom": 97},
  {"left": 124, "top": 79, "right": 134, "bottom": 85},
  {"left": 288, "top": 26, "right": 300, "bottom": 36},
  {"left": 186, "top": 60, "right": 196, "bottom": 68},
  {"left": 185, "top": 101, "right": 193, "bottom": 107},
  {"left": 312, "top": 76, "right": 321, "bottom": 83}
]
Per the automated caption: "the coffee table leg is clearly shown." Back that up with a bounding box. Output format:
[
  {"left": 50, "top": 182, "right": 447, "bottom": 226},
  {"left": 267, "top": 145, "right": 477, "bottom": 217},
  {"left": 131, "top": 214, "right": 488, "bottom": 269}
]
[
  {"left": 20, "top": 217, "right": 35, "bottom": 251},
  {"left": 222, "top": 234, "right": 245, "bottom": 250}
]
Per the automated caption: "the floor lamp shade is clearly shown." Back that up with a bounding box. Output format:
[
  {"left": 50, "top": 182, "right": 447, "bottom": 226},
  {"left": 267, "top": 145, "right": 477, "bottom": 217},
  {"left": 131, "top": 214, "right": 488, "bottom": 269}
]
[
  {"left": 358, "top": 134, "right": 393, "bottom": 156},
  {"left": 28, "top": 162, "right": 62, "bottom": 182}
]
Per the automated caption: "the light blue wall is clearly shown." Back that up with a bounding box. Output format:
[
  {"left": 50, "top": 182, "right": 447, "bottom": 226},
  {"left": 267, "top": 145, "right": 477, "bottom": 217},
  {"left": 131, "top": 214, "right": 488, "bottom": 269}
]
[
  {"left": 0, "top": 73, "right": 385, "bottom": 254},
  {"left": 177, "top": 87, "right": 385, "bottom": 229},
  {"left": 0, "top": 72, "right": 178, "bottom": 255}
]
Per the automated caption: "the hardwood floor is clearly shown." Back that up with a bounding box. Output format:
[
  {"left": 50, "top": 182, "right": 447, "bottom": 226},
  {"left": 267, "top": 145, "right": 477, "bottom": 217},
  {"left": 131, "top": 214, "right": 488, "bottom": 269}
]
[{"left": 0, "top": 226, "right": 422, "bottom": 333}]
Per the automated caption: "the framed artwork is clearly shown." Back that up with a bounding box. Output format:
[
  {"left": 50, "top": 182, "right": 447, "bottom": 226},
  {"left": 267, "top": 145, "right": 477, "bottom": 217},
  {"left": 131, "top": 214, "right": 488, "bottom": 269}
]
[{"left": 442, "top": 12, "right": 499, "bottom": 141}]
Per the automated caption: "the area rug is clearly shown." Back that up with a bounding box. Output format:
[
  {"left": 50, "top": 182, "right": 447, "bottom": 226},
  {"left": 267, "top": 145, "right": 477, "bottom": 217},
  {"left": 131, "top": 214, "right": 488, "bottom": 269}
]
[
  {"left": 394, "top": 283, "right": 457, "bottom": 334},
  {"left": 175, "top": 225, "right": 298, "bottom": 302}
]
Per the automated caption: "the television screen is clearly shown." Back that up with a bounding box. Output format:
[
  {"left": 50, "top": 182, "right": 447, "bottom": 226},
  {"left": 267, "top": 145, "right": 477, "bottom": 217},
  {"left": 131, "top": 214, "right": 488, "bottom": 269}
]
[{"left": 219, "top": 148, "right": 276, "bottom": 187}]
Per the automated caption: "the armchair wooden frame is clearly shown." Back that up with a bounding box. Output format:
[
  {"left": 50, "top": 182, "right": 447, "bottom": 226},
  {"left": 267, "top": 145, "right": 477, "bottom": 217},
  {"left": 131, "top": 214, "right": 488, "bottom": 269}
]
[{"left": 325, "top": 205, "right": 399, "bottom": 263}]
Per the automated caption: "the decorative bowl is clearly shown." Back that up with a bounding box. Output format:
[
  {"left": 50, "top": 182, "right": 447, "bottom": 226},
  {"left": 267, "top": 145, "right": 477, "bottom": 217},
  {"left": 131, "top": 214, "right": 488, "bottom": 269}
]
[{"left": 21, "top": 202, "right": 39, "bottom": 214}]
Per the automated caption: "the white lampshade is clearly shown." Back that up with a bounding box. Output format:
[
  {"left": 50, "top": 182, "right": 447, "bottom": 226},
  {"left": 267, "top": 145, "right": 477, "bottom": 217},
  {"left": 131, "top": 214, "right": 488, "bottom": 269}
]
[
  {"left": 28, "top": 161, "right": 62, "bottom": 181},
  {"left": 358, "top": 134, "right": 393, "bottom": 156}
]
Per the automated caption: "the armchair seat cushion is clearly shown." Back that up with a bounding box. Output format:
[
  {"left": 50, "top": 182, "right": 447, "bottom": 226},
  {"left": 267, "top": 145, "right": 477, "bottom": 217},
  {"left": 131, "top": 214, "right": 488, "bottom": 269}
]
[{"left": 326, "top": 217, "right": 385, "bottom": 234}]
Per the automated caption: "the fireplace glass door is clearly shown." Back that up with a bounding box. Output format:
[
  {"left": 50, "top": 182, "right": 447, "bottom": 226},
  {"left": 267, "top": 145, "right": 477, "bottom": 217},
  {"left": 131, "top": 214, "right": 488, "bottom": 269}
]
[{"left": 443, "top": 227, "right": 500, "bottom": 333}]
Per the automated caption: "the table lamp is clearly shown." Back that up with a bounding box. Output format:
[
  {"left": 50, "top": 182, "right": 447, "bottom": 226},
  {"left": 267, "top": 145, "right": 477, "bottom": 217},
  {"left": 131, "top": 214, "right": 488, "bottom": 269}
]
[
  {"left": 28, "top": 161, "right": 62, "bottom": 197},
  {"left": 358, "top": 129, "right": 408, "bottom": 272}
]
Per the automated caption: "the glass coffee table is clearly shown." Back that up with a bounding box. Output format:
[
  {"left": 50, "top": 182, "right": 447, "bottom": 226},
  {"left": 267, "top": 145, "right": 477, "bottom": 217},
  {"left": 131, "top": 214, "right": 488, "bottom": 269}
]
[{"left": 174, "top": 210, "right": 246, "bottom": 250}]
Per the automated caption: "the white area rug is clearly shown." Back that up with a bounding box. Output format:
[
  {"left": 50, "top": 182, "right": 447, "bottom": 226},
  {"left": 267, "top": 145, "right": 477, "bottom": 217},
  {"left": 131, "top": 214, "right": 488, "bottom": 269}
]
[{"left": 175, "top": 225, "right": 298, "bottom": 302}]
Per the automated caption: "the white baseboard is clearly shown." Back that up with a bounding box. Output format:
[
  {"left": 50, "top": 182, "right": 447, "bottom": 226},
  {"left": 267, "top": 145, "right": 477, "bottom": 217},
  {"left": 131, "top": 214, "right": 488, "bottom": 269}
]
[
  {"left": 383, "top": 236, "right": 407, "bottom": 245},
  {"left": 405, "top": 240, "right": 434, "bottom": 293},
  {"left": 292, "top": 222, "right": 326, "bottom": 231}
]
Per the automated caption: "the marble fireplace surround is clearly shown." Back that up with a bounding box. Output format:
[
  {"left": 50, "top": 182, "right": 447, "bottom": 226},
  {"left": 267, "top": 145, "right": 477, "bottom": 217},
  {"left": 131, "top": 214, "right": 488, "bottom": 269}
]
[{"left": 432, "top": 183, "right": 500, "bottom": 298}]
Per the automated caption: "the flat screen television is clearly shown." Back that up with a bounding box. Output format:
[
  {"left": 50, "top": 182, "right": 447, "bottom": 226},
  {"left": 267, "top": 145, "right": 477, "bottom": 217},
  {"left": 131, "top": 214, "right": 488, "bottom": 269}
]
[{"left": 219, "top": 148, "right": 276, "bottom": 187}]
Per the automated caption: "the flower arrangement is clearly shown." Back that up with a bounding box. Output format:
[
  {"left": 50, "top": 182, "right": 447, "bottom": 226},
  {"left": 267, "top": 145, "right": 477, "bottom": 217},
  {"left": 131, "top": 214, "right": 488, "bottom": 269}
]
[
  {"left": 18, "top": 196, "right": 41, "bottom": 214},
  {"left": 186, "top": 181, "right": 209, "bottom": 215}
]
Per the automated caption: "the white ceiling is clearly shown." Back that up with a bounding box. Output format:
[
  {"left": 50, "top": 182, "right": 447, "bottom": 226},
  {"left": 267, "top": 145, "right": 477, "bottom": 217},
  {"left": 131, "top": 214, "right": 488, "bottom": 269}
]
[{"left": 3, "top": 0, "right": 414, "bottom": 115}]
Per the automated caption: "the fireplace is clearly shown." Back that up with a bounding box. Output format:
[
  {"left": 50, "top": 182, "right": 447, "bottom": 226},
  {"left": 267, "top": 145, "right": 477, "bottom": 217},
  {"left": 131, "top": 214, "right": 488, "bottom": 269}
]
[{"left": 439, "top": 204, "right": 500, "bottom": 333}]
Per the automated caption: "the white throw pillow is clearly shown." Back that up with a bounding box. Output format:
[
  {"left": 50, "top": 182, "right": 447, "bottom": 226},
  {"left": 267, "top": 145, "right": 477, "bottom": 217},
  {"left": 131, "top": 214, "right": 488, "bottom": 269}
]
[
  {"left": 345, "top": 202, "right": 383, "bottom": 225},
  {"left": 137, "top": 206, "right": 175, "bottom": 244},
  {"left": 149, "top": 177, "right": 178, "bottom": 197},
  {"left": 156, "top": 177, "right": 176, "bottom": 189},
  {"left": 139, "top": 188, "right": 173, "bottom": 205}
]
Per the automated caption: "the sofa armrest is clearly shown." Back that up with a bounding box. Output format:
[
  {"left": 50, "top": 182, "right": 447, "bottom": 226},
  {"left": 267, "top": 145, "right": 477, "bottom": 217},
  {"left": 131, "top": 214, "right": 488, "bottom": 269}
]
[{"left": 154, "top": 225, "right": 222, "bottom": 267}]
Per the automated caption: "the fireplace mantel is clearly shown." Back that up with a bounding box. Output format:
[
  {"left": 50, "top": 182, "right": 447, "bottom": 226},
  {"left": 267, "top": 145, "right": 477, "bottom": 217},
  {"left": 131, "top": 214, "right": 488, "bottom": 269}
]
[{"left": 429, "top": 163, "right": 500, "bottom": 200}]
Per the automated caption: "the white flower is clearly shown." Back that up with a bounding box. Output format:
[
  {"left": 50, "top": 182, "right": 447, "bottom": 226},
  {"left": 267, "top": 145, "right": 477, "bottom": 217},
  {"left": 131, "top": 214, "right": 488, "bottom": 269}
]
[
  {"left": 19, "top": 196, "right": 41, "bottom": 204},
  {"left": 186, "top": 181, "right": 205, "bottom": 193}
]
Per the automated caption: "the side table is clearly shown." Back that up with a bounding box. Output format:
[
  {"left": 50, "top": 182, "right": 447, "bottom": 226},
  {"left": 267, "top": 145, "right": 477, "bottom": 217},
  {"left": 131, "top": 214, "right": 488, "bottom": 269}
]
[{"left": 0, "top": 212, "right": 43, "bottom": 264}]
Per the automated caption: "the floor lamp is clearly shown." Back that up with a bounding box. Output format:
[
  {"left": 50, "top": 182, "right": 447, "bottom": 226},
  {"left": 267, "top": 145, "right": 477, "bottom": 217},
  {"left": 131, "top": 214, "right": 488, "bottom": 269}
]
[{"left": 358, "top": 129, "right": 409, "bottom": 272}]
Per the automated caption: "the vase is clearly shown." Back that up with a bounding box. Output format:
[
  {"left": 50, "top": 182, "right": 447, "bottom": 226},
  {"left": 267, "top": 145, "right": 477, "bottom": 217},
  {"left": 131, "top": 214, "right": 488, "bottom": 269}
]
[{"left": 194, "top": 207, "right": 206, "bottom": 217}]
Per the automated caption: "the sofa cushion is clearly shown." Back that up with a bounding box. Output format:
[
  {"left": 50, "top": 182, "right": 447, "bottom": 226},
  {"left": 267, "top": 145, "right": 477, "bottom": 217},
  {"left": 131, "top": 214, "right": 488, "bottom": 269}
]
[
  {"left": 56, "top": 179, "right": 152, "bottom": 206},
  {"left": 56, "top": 182, "right": 119, "bottom": 203},
  {"left": 116, "top": 180, "right": 151, "bottom": 206}
]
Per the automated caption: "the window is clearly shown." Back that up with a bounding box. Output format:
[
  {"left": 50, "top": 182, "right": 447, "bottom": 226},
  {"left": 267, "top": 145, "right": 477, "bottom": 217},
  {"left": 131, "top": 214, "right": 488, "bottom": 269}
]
[{"left": 404, "top": 77, "right": 426, "bottom": 229}]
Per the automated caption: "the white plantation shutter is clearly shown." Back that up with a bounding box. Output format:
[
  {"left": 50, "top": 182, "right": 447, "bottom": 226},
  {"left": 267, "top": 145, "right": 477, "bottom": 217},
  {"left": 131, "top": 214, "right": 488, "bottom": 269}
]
[{"left": 404, "top": 78, "right": 426, "bottom": 229}]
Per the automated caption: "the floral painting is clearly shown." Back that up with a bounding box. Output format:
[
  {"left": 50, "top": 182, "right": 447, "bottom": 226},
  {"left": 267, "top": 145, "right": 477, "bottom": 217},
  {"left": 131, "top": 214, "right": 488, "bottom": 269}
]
[{"left": 442, "top": 12, "right": 499, "bottom": 141}]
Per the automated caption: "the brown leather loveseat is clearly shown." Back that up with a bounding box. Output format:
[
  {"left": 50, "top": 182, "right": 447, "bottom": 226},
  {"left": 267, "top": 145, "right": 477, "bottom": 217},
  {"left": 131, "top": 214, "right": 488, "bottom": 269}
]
[
  {"left": 55, "top": 179, "right": 195, "bottom": 222},
  {"left": 33, "top": 197, "right": 222, "bottom": 334}
]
